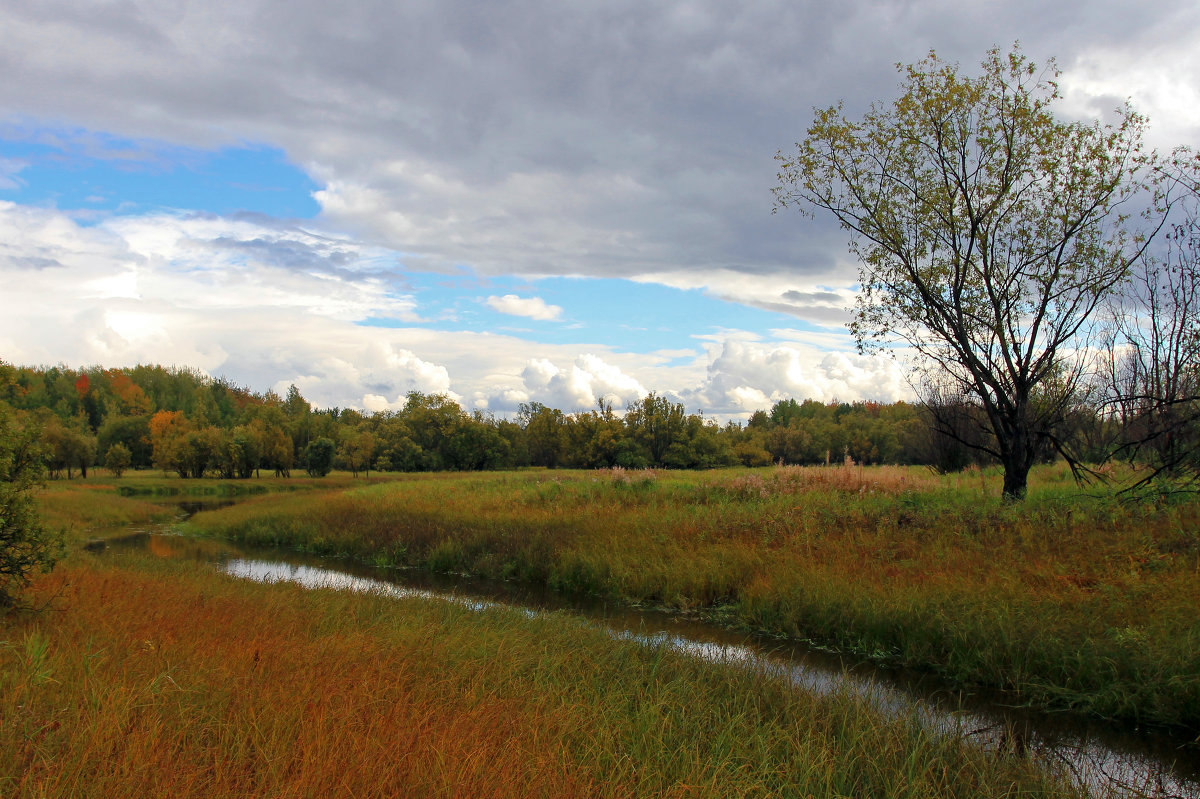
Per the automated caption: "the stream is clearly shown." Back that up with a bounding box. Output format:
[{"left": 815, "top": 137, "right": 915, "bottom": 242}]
[{"left": 89, "top": 502, "right": 1200, "bottom": 798}]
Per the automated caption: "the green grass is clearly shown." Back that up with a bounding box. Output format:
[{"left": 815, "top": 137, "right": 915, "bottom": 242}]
[
  {"left": 180, "top": 463, "right": 1200, "bottom": 732},
  {"left": 33, "top": 470, "right": 400, "bottom": 542}
]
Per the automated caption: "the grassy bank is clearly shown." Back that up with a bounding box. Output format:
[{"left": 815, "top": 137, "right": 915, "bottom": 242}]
[
  {"left": 1, "top": 555, "right": 1083, "bottom": 798},
  {"left": 184, "top": 464, "right": 1200, "bottom": 731},
  {"left": 33, "top": 471, "right": 398, "bottom": 543}
]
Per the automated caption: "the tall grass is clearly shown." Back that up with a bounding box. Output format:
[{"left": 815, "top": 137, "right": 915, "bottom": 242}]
[
  {"left": 35, "top": 471, "right": 396, "bottom": 543},
  {"left": 0, "top": 558, "right": 1083, "bottom": 798},
  {"left": 34, "top": 480, "right": 175, "bottom": 538},
  {"left": 182, "top": 463, "right": 1200, "bottom": 731}
]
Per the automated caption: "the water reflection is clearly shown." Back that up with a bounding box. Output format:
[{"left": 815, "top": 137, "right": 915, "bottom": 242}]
[{"left": 94, "top": 531, "right": 1199, "bottom": 798}]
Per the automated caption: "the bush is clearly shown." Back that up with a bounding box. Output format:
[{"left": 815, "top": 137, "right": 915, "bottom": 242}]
[
  {"left": 105, "top": 442, "right": 133, "bottom": 477},
  {"left": 0, "top": 406, "right": 62, "bottom": 607},
  {"left": 303, "top": 437, "right": 336, "bottom": 478}
]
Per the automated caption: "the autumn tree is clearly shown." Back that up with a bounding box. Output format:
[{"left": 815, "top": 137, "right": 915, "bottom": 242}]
[
  {"left": 775, "top": 46, "right": 1158, "bottom": 499},
  {"left": 149, "top": 409, "right": 190, "bottom": 477}
]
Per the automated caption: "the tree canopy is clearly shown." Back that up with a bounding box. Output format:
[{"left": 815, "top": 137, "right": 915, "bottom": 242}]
[{"left": 774, "top": 45, "right": 1161, "bottom": 499}]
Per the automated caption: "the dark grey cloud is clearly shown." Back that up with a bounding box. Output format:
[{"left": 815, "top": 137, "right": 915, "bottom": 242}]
[
  {"left": 1, "top": 0, "right": 1195, "bottom": 293},
  {"left": 782, "top": 289, "right": 842, "bottom": 304},
  {"left": 206, "top": 236, "right": 356, "bottom": 272}
]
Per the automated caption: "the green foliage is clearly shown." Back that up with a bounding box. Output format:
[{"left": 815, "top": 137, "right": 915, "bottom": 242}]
[
  {"left": 518, "top": 402, "right": 567, "bottom": 467},
  {"left": 97, "top": 414, "right": 152, "bottom": 468},
  {"left": 0, "top": 361, "right": 1093, "bottom": 480},
  {"left": 775, "top": 45, "right": 1157, "bottom": 498},
  {"left": 0, "top": 405, "right": 62, "bottom": 606},
  {"left": 336, "top": 428, "right": 376, "bottom": 476},
  {"left": 303, "top": 437, "right": 336, "bottom": 478},
  {"left": 103, "top": 442, "right": 132, "bottom": 477},
  {"left": 624, "top": 393, "right": 687, "bottom": 465},
  {"left": 37, "top": 413, "right": 97, "bottom": 479},
  {"left": 733, "top": 442, "right": 773, "bottom": 467}
]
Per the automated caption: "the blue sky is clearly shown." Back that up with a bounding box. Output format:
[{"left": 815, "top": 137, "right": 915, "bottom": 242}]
[
  {"left": 0, "top": 0, "right": 1196, "bottom": 417},
  {"left": 365, "top": 273, "right": 824, "bottom": 354},
  {"left": 0, "top": 131, "right": 321, "bottom": 218},
  {"left": 0, "top": 126, "right": 835, "bottom": 358}
]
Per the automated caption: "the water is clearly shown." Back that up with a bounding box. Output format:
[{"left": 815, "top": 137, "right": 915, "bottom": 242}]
[{"left": 90, "top": 510, "right": 1200, "bottom": 798}]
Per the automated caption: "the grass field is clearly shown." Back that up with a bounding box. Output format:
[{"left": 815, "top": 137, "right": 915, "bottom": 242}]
[
  {"left": 171, "top": 463, "right": 1200, "bottom": 732},
  {"left": 6, "top": 463, "right": 1196, "bottom": 797},
  {"left": 33, "top": 470, "right": 396, "bottom": 541},
  {"left": 1, "top": 554, "right": 1084, "bottom": 798}
]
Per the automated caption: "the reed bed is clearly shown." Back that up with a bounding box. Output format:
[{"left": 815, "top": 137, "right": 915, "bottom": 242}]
[
  {"left": 33, "top": 472, "right": 397, "bottom": 543},
  {"left": 182, "top": 463, "right": 1200, "bottom": 731},
  {"left": 34, "top": 481, "right": 175, "bottom": 537},
  {"left": 0, "top": 557, "right": 1084, "bottom": 798}
]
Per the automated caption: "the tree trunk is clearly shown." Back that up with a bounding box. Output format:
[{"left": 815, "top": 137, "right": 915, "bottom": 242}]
[
  {"left": 999, "top": 435, "right": 1035, "bottom": 501},
  {"left": 1001, "top": 464, "right": 1029, "bottom": 501}
]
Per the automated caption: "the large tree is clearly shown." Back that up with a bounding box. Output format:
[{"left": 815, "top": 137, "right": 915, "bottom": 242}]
[{"left": 774, "top": 46, "right": 1158, "bottom": 499}]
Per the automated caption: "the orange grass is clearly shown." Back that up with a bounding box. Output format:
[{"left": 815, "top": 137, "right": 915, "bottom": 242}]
[
  {"left": 2, "top": 564, "right": 604, "bottom": 797},
  {"left": 0, "top": 557, "right": 1083, "bottom": 799}
]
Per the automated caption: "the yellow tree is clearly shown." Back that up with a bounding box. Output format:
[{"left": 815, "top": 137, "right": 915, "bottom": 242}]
[{"left": 148, "top": 409, "right": 190, "bottom": 477}]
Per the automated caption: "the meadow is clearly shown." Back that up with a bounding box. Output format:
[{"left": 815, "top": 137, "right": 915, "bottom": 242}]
[
  {"left": 177, "top": 463, "right": 1200, "bottom": 732},
  {"left": 2, "top": 463, "right": 1195, "bottom": 797},
  {"left": 1, "top": 547, "right": 1081, "bottom": 796}
]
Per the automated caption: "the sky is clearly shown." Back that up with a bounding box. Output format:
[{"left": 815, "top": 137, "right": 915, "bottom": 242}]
[{"left": 1, "top": 0, "right": 1198, "bottom": 419}]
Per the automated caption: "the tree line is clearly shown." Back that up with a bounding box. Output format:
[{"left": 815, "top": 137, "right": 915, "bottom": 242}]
[
  {"left": 0, "top": 350, "right": 1195, "bottom": 487},
  {"left": 0, "top": 361, "right": 967, "bottom": 479}
]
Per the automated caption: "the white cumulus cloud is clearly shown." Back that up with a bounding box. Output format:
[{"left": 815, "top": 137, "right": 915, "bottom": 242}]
[
  {"left": 517, "top": 354, "right": 648, "bottom": 411},
  {"left": 681, "top": 337, "right": 913, "bottom": 415},
  {"left": 485, "top": 294, "right": 563, "bottom": 321}
]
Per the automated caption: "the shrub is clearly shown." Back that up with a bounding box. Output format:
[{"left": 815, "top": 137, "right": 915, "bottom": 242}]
[
  {"left": 105, "top": 442, "right": 133, "bottom": 477},
  {"left": 0, "top": 406, "right": 62, "bottom": 606},
  {"left": 304, "top": 437, "right": 336, "bottom": 478}
]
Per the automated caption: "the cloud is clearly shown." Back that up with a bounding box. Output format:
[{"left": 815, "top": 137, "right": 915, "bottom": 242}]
[
  {"left": 632, "top": 267, "right": 859, "bottom": 325},
  {"left": 0, "top": 201, "right": 690, "bottom": 415},
  {"left": 97, "top": 212, "right": 422, "bottom": 323},
  {"left": 515, "top": 353, "right": 648, "bottom": 411},
  {"left": 485, "top": 294, "right": 563, "bottom": 321},
  {"left": 1, "top": 0, "right": 1195, "bottom": 415},
  {"left": 679, "top": 337, "right": 912, "bottom": 415},
  {"left": 317, "top": 347, "right": 456, "bottom": 413},
  {"left": 1059, "top": 18, "right": 1200, "bottom": 148},
  {"left": 3, "top": 0, "right": 1192, "bottom": 294},
  {"left": 0, "top": 158, "right": 27, "bottom": 190}
]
